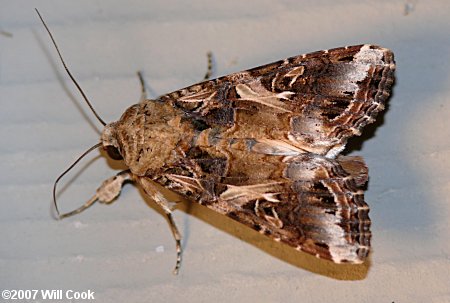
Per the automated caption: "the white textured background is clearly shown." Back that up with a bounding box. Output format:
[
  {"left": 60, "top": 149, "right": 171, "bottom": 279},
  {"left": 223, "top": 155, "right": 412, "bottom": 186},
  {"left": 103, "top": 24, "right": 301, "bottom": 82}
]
[{"left": 1, "top": 1, "right": 449, "bottom": 302}]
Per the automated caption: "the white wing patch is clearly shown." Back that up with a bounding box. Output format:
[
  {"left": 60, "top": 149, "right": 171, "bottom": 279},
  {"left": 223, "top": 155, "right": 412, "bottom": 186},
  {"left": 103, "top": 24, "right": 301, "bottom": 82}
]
[{"left": 235, "top": 83, "right": 293, "bottom": 113}]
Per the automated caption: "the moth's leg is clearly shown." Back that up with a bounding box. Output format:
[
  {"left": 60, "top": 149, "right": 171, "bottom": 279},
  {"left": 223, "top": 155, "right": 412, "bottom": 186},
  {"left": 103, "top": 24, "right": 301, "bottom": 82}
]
[
  {"left": 136, "top": 176, "right": 182, "bottom": 275},
  {"left": 136, "top": 71, "right": 148, "bottom": 102},
  {"left": 59, "top": 170, "right": 133, "bottom": 219},
  {"left": 203, "top": 52, "right": 213, "bottom": 80}
]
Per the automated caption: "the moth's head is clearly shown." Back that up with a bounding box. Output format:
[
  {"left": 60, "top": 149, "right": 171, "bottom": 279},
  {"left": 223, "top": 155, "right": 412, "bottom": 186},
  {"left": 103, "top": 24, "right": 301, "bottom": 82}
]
[{"left": 101, "top": 123, "right": 123, "bottom": 160}]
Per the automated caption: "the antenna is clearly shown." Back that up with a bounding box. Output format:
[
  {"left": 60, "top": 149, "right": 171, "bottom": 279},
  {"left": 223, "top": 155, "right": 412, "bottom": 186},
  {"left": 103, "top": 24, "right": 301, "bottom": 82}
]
[{"left": 35, "top": 8, "right": 106, "bottom": 126}]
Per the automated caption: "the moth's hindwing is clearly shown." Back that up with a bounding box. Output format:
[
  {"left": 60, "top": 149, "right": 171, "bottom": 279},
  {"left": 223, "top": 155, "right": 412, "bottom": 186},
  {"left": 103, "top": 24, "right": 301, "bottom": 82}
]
[{"left": 110, "top": 44, "right": 395, "bottom": 263}]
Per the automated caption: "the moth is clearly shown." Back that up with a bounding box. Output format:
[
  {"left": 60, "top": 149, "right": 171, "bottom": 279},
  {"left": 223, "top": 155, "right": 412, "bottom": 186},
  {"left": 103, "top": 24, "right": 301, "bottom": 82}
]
[{"left": 38, "top": 11, "right": 395, "bottom": 274}]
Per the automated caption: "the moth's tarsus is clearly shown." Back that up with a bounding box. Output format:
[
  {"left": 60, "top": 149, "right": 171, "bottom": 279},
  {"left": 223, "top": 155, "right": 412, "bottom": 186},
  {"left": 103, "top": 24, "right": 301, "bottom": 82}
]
[
  {"left": 166, "top": 212, "right": 182, "bottom": 275},
  {"left": 35, "top": 8, "right": 107, "bottom": 126},
  {"left": 173, "top": 239, "right": 182, "bottom": 275},
  {"left": 59, "top": 195, "right": 98, "bottom": 219},
  {"left": 137, "top": 71, "right": 148, "bottom": 102},
  {"left": 203, "top": 51, "right": 213, "bottom": 80},
  {"left": 53, "top": 143, "right": 102, "bottom": 218}
]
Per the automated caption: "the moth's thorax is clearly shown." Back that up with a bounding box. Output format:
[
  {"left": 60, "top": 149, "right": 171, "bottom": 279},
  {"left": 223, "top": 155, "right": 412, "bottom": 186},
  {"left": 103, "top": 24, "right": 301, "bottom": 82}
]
[{"left": 101, "top": 101, "right": 195, "bottom": 176}]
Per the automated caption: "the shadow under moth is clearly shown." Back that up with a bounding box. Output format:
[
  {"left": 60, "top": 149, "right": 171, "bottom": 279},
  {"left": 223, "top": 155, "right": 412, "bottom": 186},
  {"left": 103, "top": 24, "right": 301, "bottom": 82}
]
[{"left": 39, "top": 11, "right": 395, "bottom": 275}]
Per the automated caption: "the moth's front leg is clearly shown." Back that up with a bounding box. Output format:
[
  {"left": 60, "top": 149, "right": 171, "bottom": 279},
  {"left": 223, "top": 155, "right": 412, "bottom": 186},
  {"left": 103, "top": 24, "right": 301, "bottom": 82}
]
[
  {"left": 136, "top": 176, "right": 182, "bottom": 275},
  {"left": 203, "top": 51, "right": 213, "bottom": 80},
  {"left": 59, "top": 170, "right": 133, "bottom": 219}
]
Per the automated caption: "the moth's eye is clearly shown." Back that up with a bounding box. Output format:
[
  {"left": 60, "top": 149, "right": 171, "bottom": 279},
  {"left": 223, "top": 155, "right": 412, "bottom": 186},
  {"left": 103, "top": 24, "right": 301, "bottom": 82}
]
[{"left": 105, "top": 145, "right": 123, "bottom": 160}]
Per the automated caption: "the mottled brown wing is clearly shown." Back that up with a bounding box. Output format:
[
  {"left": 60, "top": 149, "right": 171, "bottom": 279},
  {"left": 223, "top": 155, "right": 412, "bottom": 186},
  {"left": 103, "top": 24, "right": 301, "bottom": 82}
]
[
  {"left": 222, "top": 155, "right": 370, "bottom": 263},
  {"left": 158, "top": 44, "right": 395, "bottom": 157},
  {"left": 158, "top": 153, "right": 370, "bottom": 263}
]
